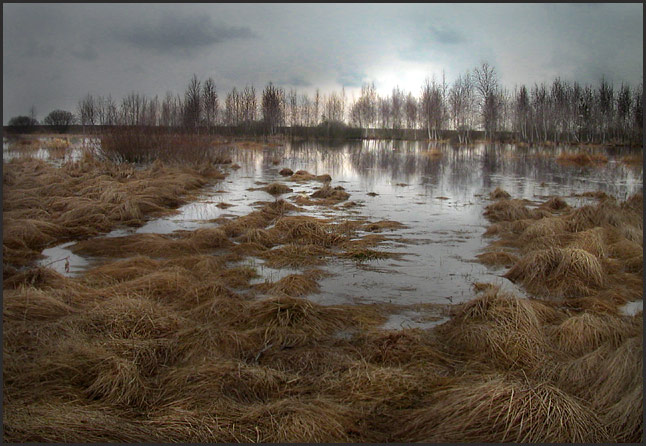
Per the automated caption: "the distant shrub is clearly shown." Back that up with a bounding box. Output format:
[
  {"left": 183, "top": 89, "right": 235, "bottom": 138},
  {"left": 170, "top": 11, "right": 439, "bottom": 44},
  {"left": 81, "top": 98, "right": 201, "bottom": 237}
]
[{"left": 43, "top": 110, "right": 76, "bottom": 133}]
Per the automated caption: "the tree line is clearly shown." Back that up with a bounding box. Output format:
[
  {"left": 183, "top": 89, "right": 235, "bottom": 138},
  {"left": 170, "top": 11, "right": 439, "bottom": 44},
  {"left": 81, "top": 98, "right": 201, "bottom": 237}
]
[{"left": 8, "top": 62, "right": 643, "bottom": 144}]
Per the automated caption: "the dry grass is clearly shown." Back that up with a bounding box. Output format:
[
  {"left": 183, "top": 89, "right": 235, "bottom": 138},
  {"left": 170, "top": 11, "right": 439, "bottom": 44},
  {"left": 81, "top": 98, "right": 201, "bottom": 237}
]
[
  {"left": 259, "top": 244, "right": 330, "bottom": 268},
  {"left": 279, "top": 167, "right": 294, "bottom": 176},
  {"left": 476, "top": 250, "right": 519, "bottom": 267},
  {"left": 489, "top": 187, "right": 511, "bottom": 200},
  {"left": 396, "top": 373, "right": 609, "bottom": 443},
  {"left": 484, "top": 199, "right": 534, "bottom": 222},
  {"left": 269, "top": 216, "right": 347, "bottom": 247},
  {"left": 438, "top": 288, "right": 554, "bottom": 370},
  {"left": 4, "top": 154, "right": 643, "bottom": 442},
  {"left": 3, "top": 155, "right": 225, "bottom": 273},
  {"left": 620, "top": 153, "right": 643, "bottom": 166},
  {"left": 310, "top": 184, "right": 350, "bottom": 202},
  {"left": 289, "top": 170, "right": 332, "bottom": 182},
  {"left": 504, "top": 247, "right": 605, "bottom": 298},
  {"left": 70, "top": 228, "right": 231, "bottom": 258},
  {"left": 261, "top": 182, "right": 293, "bottom": 195},
  {"left": 557, "top": 151, "right": 609, "bottom": 166}
]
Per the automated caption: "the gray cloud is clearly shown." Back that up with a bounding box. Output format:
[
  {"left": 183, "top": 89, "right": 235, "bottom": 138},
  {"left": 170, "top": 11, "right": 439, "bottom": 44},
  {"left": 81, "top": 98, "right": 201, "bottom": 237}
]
[
  {"left": 2, "top": 4, "right": 642, "bottom": 124},
  {"left": 336, "top": 70, "right": 366, "bottom": 88},
  {"left": 71, "top": 43, "right": 98, "bottom": 61},
  {"left": 120, "top": 12, "right": 256, "bottom": 55},
  {"left": 25, "top": 39, "right": 55, "bottom": 57},
  {"left": 428, "top": 25, "right": 466, "bottom": 45},
  {"left": 279, "top": 75, "right": 312, "bottom": 88}
]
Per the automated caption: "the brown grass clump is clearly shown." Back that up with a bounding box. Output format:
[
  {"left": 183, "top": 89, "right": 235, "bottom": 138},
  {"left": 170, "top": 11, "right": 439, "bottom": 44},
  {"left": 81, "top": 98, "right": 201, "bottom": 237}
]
[
  {"left": 260, "top": 244, "right": 330, "bottom": 268},
  {"left": 239, "top": 397, "right": 358, "bottom": 443},
  {"left": 489, "top": 187, "right": 511, "bottom": 200},
  {"left": 157, "top": 360, "right": 291, "bottom": 406},
  {"left": 241, "top": 296, "right": 351, "bottom": 347},
  {"left": 235, "top": 228, "right": 278, "bottom": 248},
  {"left": 3, "top": 286, "right": 78, "bottom": 321},
  {"left": 362, "top": 220, "right": 406, "bottom": 232},
  {"left": 310, "top": 184, "right": 350, "bottom": 202},
  {"left": 3, "top": 155, "right": 225, "bottom": 271},
  {"left": 476, "top": 250, "right": 519, "bottom": 267},
  {"left": 71, "top": 228, "right": 231, "bottom": 258},
  {"left": 438, "top": 289, "right": 552, "bottom": 370},
  {"left": 547, "top": 311, "right": 638, "bottom": 356},
  {"left": 557, "top": 151, "right": 609, "bottom": 166},
  {"left": 519, "top": 217, "right": 569, "bottom": 242},
  {"left": 271, "top": 216, "right": 346, "bottom": 247},
  {"left": 262, "top": 182, "right": 293, "bottom": 196},
  {"left": 621, "top": 153, "right": 643, "bottom": 166},
  {"left": 504, "top": 247, "right": 605, "bottom": 298},
  {"left": 339, "top": 248, "right": 399, "bottom": 262},
  {"left": 395, "top": 374, "right": 609, "bottom": 443},
  {"left": 567, "top": 227, "right": 607, "bottom": 258},
  {"left": 484, "top": 199, "right": 533, "bottom": 222},
  {"left": 289, "top": 170, "right": 332, "bottom": 182},
  {"left": 2, "top": 400, "right": 153, "bottom": 443},
  {"left": 279, "top": 167, "right": 294, "bottom": 176},
  {"left": 540, "top": 196, "right": 570, "bottom": 211}
]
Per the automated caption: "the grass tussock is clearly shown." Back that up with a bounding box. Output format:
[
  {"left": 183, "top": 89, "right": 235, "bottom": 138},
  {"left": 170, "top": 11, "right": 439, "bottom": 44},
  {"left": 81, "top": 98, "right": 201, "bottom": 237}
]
[
  {"left": 71, "top": 228, "right": 231, "bottom": 258},
  {"left": 484, "top": 198, "right": 534, "bottom": 222},
  {"left": 279, "top": 167, "right": 294, "bottom": 176},
  {"left": 557, "top": 151, "right": 609, "bottom": 166},
  {"left": 504, "top": 247, "right": 605, "bottom": 298},
  {"left": 270, "top": 216, "right": 347, "bottom": 247},
  {"left": 289, "top": 170, "right": 332, "bottom": 182},
  {"left": 260, "top": 244, "right": 330, "bottom": 268},
  {"left": 262, "top": 182, "right": 293, "bottom": 196},
  {"left": 396, "top": 374, "right": 609, "bottom": 443},
  {"left": 3, "top": 155, "right": 225, "bottom": 272},
  {"left": 489, "top": 187, "right": 511, "bottom": 200},
  {"left": 438, "top": 288, "right": 553, "bottom": 370},
  {"left": 310, "top": 184, "right": 350, "bottom": 202},
  {"left": 476, "top": 250, "right": 519, "bottom": 267}
]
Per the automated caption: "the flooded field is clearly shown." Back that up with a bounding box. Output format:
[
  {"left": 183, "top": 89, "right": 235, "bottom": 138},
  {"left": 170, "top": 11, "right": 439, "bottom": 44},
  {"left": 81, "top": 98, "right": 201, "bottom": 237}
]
[
  {"left": 3, "top": 135, "right": 643, "bottom": 443},
  {"left": 27, "top": 138, "right": 642, "bottom": 326}
]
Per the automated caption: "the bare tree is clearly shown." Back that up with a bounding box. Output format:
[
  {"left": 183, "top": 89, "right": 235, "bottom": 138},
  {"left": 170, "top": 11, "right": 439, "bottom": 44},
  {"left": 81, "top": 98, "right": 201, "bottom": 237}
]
[
  {"left": 262, "top": 82, "right": 284, "bottom": 135},
  {"left": 313, "top": 89, "right": 321, "bottom": 126},
  {"left": 449, "top": 72, "right": 475, "bottom": 143},
  {"left": 202, "top": 77, "right": 219, "bottom": 129},
  {"left": 391, "top": 86, "right": 405, "bottom": 130},
  {"left": 404, "top": 92, "right": 418, "bottom": 130},
  {"left": 77, "top": 93, "right": 97, "bottom": 129},
  {"left": 473, "top": 62, "right": 500, "bottom": 139},
  {"left": 420, "top": 77, "right": 445, "bottom": 140},
  {"left": 378, "top": 96, "right": 391, "bottom": 130},
  {"left": 241, "top": 85, "right": 257, "bottom": 129},
  {"left": 183, "top": 74, "right": 202, "bottom": 129}
]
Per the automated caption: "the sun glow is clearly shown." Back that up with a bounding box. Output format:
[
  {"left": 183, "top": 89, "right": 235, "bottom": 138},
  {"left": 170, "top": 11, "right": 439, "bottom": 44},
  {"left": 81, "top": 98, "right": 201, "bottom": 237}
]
[{"left": 370, "top": 63, "right": 443, "bottom": 96}]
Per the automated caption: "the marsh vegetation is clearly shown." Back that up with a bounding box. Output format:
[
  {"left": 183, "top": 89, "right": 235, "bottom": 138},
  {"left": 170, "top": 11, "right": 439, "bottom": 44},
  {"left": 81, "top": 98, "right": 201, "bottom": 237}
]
[{"left": 2, "top": 134, "right": 643, "bottom": 442}]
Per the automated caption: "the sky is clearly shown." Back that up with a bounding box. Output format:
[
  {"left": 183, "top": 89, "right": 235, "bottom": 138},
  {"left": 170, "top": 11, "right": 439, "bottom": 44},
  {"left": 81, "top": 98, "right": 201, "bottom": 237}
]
[{"left": 3, "top": 3, "right": 643, "bottom": 124}]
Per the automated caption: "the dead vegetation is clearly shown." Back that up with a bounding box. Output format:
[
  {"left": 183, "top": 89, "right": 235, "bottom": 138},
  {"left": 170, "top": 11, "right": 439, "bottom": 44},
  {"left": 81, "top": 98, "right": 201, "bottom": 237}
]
[
  {"left": 2, "top": 153, "right": 642, "bottom": 442},
  {"left": 557, "top": 151, "right": 609, "bottom": 166},
  {"left": 3, "top": 155, "right": 226, "bottom": 271}
]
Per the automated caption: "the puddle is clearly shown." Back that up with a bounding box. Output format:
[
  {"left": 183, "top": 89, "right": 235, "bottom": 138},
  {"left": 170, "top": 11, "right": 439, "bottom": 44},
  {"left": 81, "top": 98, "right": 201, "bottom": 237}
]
[
  {"left": 38, "top": 242, "right": 93, "bottom": 276},
  {"left": 619, "top": 300, "right": 643, "bottom": 316},
  {"left": 380, "top": 309, "right": 451, "bottom": 330}
]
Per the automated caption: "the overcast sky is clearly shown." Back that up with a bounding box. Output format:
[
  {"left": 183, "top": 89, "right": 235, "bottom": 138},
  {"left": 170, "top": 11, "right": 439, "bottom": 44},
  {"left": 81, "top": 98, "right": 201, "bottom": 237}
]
[{"left": 3, "top": 3, "right": 643, "bottom": 124}]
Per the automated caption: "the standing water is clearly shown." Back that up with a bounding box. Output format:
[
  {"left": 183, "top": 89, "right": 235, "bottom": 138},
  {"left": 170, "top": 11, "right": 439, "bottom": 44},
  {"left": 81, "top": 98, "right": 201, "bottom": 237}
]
[{"left": 37, "top": 140, "right": 643, "bottom": 327}]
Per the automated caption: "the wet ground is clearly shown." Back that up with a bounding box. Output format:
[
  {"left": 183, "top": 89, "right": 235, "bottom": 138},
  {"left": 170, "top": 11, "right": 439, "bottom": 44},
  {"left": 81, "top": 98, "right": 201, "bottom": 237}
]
[{"left": 6, "top": 137, "right": 643, "bottom": 328}]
